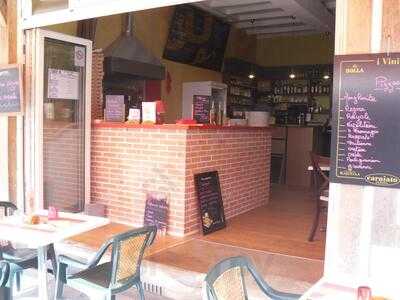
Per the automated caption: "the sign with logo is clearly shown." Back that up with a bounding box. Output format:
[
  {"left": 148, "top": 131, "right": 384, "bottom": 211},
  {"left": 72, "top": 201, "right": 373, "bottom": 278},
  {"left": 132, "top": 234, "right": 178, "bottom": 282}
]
[
  {"left": 330, "top": 53, "right": 400, "bottom": 188},
  {"left": 0, "top": 64, "right": 23, "bottom": 115}
]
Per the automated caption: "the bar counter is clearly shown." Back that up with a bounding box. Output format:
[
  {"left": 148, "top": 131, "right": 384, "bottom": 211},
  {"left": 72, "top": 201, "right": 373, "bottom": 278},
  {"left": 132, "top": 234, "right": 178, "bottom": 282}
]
[{"left": 91, "top": 122, "right": 273, "bottom": 236}]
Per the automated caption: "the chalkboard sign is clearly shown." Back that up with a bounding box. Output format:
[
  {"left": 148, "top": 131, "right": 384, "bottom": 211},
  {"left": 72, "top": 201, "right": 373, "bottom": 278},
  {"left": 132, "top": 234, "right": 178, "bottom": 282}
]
[
  {"left": 331, "top": 53, "right": 400, "bottom": 188},
  {"left": 104, "top": 95, "right": 125, "bottom": 122},
  {"left": 163, "top": 5, "right": 230, "bottom": 72},
  {"left": 194, "top": 171, "right": 226, "bottom": 235},
  {"left": 0, "top": 65, "right": 23, "bottom": 115},
  {"left": 143, "top": 194, "right": 168, "bottom": 232},
  {"left": 193, "top": 95, "right": 210, "bottom": 124}
]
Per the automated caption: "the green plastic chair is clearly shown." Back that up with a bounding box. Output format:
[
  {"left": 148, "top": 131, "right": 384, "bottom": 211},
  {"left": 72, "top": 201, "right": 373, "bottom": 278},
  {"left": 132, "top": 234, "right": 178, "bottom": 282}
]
[
  {"left": 0, "top": 201, "right": 57, "bottom": 298},
  {"left": 0, "top": 260, "right": 11, "bottom": 300},
  {"left": 0, "top": 261, "right": 10, "bottom": 287},
  {"left": 55, "top": 226, "right": 157, "bottom": 300},
  {"left": 204, "top": 256, "right": 301, "bottom": 300}
]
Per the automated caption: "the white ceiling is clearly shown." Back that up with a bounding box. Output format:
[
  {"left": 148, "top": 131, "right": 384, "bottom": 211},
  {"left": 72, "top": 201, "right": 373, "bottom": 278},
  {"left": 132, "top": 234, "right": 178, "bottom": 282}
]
[{"left": 195, "top": 0, "right": 336, "bottom": 39}]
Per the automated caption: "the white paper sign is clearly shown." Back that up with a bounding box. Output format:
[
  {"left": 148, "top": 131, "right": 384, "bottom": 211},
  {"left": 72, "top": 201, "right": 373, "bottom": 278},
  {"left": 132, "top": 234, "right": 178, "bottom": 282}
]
[
  {"left": 48, "top": 69, "right": 80, "bottom": 100},
  {"left": 142, "top": 102, "right": 156, "bottom": 124},
  {"left": 74, "top": 46, "right": 86, "bottom": 67}
]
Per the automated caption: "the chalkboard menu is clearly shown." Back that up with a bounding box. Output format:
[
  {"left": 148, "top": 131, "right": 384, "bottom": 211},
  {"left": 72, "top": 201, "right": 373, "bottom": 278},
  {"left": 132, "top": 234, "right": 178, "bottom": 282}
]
[
  {"left": 0, "top": 65, "right": 23, "bottom": 115},
  {"left": 163, "top": 5, "right": 230, "bottom": 72},
  {"left": 331, "top": 53, "right": 400, "bottom": 188},
  {"left": 194, "top": 171, "right": 226, "bottom": 235},
  {"left": 193, "top": 95, "right": 210, "bottom": 124},
  {"left": 104, "top": 95, "right": 125, "bottom": 122},
  {"left": 143, "top": 194, "right": 168, "bottom": 232}
]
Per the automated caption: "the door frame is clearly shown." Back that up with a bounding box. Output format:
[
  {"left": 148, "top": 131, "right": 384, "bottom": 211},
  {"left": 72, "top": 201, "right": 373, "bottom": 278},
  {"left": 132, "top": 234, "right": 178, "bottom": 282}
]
[{"left": 32, "top": 29, "right": 92, "bottom": 211}]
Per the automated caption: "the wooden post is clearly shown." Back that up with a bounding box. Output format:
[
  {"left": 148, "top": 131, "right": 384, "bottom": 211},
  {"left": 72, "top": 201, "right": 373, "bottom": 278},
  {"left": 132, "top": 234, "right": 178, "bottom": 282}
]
[
  {"left": 0, "top": 2, "right": 9, "bottom": 203},
  {"left": 0, "top": 0, "right": 22, "bottom": 205}
]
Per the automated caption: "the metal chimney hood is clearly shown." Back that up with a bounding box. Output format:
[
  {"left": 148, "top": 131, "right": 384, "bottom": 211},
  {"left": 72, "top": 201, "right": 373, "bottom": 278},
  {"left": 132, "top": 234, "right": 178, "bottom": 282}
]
[{"left": 103, "top": 13, "right": 165, "bottom": 81}]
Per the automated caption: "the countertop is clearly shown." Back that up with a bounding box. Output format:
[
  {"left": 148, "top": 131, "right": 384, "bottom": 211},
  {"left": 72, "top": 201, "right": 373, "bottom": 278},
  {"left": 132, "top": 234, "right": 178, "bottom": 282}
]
[{"left": 92, "top": 122, "right": 273, "bottom": 130}]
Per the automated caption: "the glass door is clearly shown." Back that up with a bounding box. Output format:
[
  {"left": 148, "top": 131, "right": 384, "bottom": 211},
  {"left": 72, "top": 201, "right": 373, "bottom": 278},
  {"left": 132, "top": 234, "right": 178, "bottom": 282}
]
[{"left": 34, "top": 30, "right": 92, "bottom": 212}]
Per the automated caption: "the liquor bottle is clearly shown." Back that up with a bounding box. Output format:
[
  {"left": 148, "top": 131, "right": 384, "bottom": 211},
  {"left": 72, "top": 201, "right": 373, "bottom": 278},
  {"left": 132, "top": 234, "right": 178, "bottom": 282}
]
[{"left": 210, "top": 101, "right": 216, "bottom": 125}]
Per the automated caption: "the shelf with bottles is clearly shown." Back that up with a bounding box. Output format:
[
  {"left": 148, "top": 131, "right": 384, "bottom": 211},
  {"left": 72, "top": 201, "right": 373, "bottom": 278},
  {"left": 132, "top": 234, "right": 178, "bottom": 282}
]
[
  {"left": 225, "top": 75, "right": 257, "bottom": 89},
  {"left": 229, "top": 85, "right": 253, "bottom": 98},
  {"left": 228, "top": 95, "right": 255, "bottom": 106},
  {"left": 272, "top": 79, "right": 309, "bottom": 96},
  {"left": 310, "top": 79, "right": 332, "bottom": 95},
  {"left": 258, "top": 94, "right": 309, "bottom": 106}
]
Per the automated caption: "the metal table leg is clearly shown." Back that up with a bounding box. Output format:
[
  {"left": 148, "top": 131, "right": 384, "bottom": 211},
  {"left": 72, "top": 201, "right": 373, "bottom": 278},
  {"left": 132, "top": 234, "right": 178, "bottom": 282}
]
[{"left": 37, "top": 245, "right": 48, "bottom": 300}]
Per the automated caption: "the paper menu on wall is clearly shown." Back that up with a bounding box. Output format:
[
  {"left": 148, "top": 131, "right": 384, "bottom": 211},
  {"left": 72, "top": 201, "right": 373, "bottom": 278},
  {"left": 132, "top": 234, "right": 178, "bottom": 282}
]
[{"left": 48, "top": 68, "right": 80, "bottom": 100}]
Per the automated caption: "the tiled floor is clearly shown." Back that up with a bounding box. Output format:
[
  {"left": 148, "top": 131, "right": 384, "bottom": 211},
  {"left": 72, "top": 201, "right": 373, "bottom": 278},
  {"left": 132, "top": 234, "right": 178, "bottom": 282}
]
[
  {"left": 13, "top": 186, "right": 325, "bottom": 299},
  {"left": 14, "top": 271, "right": 170, "bottom": 300}
]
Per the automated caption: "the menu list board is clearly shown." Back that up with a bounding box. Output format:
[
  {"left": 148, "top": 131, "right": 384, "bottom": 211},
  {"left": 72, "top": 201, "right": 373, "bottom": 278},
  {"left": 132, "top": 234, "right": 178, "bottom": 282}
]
[
  {"left": 104, "top": 95, "right": 125, "bottom": 122},
  {"left": 194, "top": 171, "right": 226, "bottom": 235},
  {"left": 193, "top": 95, "right": 211, "bottom": 124},
  {"left": 331, "top": 53, "right": 400, "bottom": 188},
  {"left": 48, "top": 68, "right": 79, "bottom": 100},
  {"left": 0, "top": 65, "right": 23, "bottom": 115},
  {"left": 143, "top": 194, "right": 168, "bottom": 232}
]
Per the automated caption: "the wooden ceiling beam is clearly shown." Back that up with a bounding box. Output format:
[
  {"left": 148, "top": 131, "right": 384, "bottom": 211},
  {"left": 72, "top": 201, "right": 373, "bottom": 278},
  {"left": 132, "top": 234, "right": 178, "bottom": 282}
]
[{"left": 0, "top": 0, "right": 6, "bottom": 26}]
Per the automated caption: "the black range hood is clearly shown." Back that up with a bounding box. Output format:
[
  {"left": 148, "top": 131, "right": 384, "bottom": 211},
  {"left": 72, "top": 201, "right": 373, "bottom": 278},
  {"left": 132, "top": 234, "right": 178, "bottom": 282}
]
[{"left": 103, "top": 13, "right": 165, "bottom": 82}]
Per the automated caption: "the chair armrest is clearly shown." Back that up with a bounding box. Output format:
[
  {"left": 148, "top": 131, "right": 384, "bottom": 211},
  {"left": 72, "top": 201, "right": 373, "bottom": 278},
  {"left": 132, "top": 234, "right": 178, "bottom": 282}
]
[
  {"left": 86, "top": 240, "right": 112, "bottom": 268},
  {"left": 58, "top": 255, "right": 88, "bottom": 270}
]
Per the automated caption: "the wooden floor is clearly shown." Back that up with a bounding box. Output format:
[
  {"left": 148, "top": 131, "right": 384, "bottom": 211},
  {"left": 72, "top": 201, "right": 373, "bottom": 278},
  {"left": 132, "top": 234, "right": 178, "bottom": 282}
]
[
  {"left": 71, "top": 185, "right": 325, "bottom": 260},
  {"left": 200, "top": 185, "right": 326, "bottom": 260}
]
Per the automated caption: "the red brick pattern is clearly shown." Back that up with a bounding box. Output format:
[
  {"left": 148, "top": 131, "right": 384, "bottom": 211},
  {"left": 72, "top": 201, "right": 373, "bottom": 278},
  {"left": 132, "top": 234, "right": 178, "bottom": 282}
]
[
  {"left": 91, "top": 50, "right": 104, "bottom": 120},
  {"left": 184, "top": 129, "right": 271, "bottom": 234},
  {"left": 91, "top": 126, "right": 271, "bottom": 236},
  {"left": 43, "top": 122, "right": 84, "bottom": 211}
]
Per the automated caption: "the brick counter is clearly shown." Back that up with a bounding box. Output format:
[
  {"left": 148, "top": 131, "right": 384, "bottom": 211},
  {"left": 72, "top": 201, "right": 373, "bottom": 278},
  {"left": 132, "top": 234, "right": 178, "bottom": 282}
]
[{"left": 91, "top": 123, "right": 272, "bottom": 236}]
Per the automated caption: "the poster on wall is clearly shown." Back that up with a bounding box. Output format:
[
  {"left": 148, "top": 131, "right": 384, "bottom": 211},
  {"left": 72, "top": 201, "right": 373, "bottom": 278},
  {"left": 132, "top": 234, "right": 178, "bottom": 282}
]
[
  {"left": 194, "top": 171, "right": 226, "bottom": 235},
  {"left": 48, "top": 68, "right": 80, "bottom": 100},
  {"left": 330, "top": 53, "right": 400, "bottom": 188},
  {"left": 0, "top": 65, "right": 23, "bottom": 115},
  {"left": 104, "top": 95, "right": 125, "bottom": 122},
  {"left": 193, "top": 95, "right": 211, "bottom": 124},
  {"left": 163, "top": 5, "right": 231, "bottom": 72}
]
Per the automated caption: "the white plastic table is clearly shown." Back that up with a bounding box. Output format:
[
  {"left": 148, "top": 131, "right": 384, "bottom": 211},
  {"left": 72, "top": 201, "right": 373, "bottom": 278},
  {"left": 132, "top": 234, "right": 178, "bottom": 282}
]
[{"left": 0, "top": 211, "right": 109, "bottom": 300}]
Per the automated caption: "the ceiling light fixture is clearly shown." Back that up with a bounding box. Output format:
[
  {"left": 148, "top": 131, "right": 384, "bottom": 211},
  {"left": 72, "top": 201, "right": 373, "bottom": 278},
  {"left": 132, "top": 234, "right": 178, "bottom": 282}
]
[
  {"left": 323, "top": 74, "right": 330, "bottom": 80},
  {"left": 248, "top": 73, "right": 255, "bottom": 79},
  {"left": 289, "top": 67, "right": 296, "bottom": 79}
]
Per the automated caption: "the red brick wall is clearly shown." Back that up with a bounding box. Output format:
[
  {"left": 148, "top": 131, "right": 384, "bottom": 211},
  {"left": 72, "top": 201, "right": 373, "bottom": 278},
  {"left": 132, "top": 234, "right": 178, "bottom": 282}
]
[
  {"left": 91, "top": 125, "right": 272, "bottom": 236},
  {"left": 184, "top": 129, "right": 271, "bottom": 234}
]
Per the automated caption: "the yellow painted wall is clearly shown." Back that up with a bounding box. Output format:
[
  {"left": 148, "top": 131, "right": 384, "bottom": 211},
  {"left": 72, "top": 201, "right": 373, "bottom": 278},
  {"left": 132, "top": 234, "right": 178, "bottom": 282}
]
[
  {"left": 256, "top": 34, "right": 334, "bottom": 67},
  {"left": 45, "top": 7, "right": 255, "bottom": 122},
  {"left": 45, "top": 8, "right": 334, "bottom": 121}
]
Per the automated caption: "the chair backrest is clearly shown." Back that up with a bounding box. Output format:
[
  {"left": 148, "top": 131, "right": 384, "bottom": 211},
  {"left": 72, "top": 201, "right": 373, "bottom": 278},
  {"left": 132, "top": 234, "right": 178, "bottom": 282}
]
[
  {"left": 0, "top": 202, "right": 17, "bottom": 217},
  {"left": 109, "top": 226, "right": 157, "bottom": 289},
  {"left": 0, "top": 261, "right": 10, "bottom": 287},
  {"left": 205, "top": 256, "right": 248, "bottom": 300},
  {"left": 309, "top": 152, "right": 330, "bottom": 195},
  {"left": 205, "top": 256, "right": 300, "bottom": 300}
]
